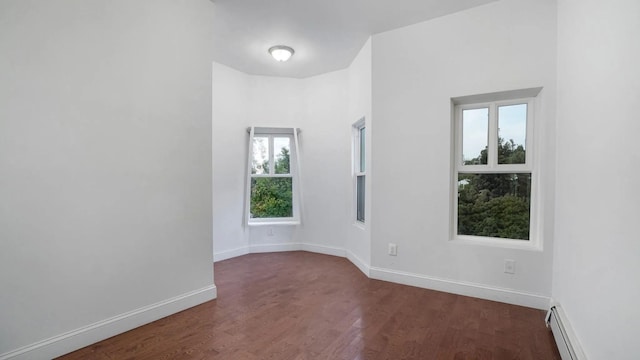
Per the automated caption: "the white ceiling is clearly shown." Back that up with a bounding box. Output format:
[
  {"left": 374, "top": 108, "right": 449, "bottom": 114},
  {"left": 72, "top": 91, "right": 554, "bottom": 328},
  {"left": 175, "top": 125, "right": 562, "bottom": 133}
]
[{"left": 211, "top": 0, "right": 498, "bottom": 78}]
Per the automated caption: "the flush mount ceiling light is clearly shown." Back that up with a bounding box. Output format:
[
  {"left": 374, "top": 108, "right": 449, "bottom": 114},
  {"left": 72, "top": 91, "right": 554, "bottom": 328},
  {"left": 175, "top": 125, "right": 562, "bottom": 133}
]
[{"left": 268, "top": 45, "right": 294, "bottom": 62}]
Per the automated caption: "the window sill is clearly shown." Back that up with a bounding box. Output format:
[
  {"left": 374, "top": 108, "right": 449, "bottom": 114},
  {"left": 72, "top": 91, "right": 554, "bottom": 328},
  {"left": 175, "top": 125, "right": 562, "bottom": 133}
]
[
  {"left": 248, "top": 220, "right": 300, "bottom": 227},
  {"left": 450, "top": 235, "right": 542, "bottom": 252}
]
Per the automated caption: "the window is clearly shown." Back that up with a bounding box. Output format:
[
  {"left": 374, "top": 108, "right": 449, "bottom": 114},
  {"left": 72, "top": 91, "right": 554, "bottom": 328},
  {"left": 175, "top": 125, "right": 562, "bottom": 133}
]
[
  {"left": 353, "top": 119, "right": 365, "bottom": 223},
  {"left": 246, "top": 127, "right": 301, "bottom": 225},
  {"left": 453, "top": 89, "right": 540, "bottom": 247}
]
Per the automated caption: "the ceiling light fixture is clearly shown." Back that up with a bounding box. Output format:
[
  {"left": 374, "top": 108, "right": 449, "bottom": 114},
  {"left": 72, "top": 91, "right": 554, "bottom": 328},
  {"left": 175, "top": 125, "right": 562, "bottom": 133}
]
[{"left": 268, "top": 45, "right": 294, "bottom": 62}]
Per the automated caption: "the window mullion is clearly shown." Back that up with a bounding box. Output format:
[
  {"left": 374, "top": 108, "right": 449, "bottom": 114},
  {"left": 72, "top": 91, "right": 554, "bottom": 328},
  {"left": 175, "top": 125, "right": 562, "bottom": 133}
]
[
  {"left": 488, "top": 103, "right": 498, "bottom": 168},
  {"left": 526, "top": 99, "right": 534, "bottom": 166},
  {"left": 457, "top": 106, "right": 464, "bottom": 169},
  {"left": 252, "top": 174, "right": 292, "bottom": 178},
  {"left": 355, "top": 127, "right": 362, "bottom": 174},
  {"left": 268, "top": 135, "right": 275, "bottom": 175}
]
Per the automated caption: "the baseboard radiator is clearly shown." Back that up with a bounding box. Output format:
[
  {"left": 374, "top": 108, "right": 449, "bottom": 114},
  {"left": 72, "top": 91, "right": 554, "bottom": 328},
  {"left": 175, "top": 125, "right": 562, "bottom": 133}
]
[{"left": 546, "top": 306, "right": 584, "bottom": 360}]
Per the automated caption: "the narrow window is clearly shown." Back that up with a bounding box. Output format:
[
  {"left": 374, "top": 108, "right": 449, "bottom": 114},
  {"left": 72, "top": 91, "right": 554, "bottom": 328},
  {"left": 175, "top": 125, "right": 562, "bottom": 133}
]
[
  {"left": 246, "top": 127, "right": 300, "bottom": 225},
  {"left": 453, "top": 92, "right": 538, "bottom": 245},
  {"left": 354, "top": 119, "right": 366, "bottom": 223}
]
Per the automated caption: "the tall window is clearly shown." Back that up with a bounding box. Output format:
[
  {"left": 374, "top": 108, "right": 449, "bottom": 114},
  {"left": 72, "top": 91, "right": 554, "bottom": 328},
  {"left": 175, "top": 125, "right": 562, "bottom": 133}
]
[
  {"left": 353, "top": 119, "right": 366, "bottom": 223},
  {"left": 246, "top": 127, "right": 300, "bottom": 225},
  {"left": 453, "top": 93, "right": 538, "bottom": 245}
]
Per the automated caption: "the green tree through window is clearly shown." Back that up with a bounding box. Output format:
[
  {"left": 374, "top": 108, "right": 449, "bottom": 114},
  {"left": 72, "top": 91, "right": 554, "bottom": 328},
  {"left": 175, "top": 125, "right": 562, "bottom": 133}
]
[
  {"left": 458, "top": 138, "right": 530, "bottom": 240},
  {"left": 251, "top": 146, "right": 292, "bottom": 218}
]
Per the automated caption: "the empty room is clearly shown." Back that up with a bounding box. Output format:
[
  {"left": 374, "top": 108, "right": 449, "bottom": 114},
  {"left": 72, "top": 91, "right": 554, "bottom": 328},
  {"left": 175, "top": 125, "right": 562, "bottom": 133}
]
[{"left": 1, "top": 0, "right": 638, "bottom": 359}]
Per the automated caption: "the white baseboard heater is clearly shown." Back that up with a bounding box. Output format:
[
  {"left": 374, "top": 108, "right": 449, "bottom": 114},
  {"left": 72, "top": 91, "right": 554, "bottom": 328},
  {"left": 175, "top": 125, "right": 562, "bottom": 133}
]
[{"left": 546, "top": 305, "right": 585, "bottom": 360}]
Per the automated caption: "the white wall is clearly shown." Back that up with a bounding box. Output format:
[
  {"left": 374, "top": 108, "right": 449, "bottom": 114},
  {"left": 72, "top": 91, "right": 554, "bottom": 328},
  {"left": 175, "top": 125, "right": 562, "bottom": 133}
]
[
  {"left": 0, "top": 1, "right": 215, "bottom": 358},
  {"left": 212, "top": 63, "right": 250, "bottom": 260},
  {"left": 245, "top": 75, "right": 306, "bottom": 250},
  {"left": 212, "top": 40, "right": 373, "bottom": 271},
  {"left": 212, "top": 65, "right": 304, "bottom": 259},
  {"left": 554, "top": 0, "right": 640, "bottom": 358},
  {"left": 295, "top": 71, "right": 350, "bottom": 252},
  {"left": 212, "top": 65, "right": 350, "bottom": 259},
  {"left": 370, "top": 0, "right": 557, "bottom": 307},
  {"left": 345, "top": 39, "right": 373, "bottom": 273},
  {"left": 212, "top": 0, "right": 560, "bottom": 308}
]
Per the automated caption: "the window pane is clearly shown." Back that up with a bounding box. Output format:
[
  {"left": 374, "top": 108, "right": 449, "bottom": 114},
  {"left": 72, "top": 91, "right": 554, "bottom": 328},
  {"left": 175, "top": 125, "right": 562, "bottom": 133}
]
[
  {"left": 252, "top": 136, "right": 269, "bottom": 174},
  {"left": 356, "top": 175, "right": 365, "bottom": 222},
  {"left": 498, "top": 104, "right": 527, "bottom": 164},
  {"left": 457, "top": 173, "right": 531, "bottom": 240},
  {"left": 462, "top": 108, "right": 489, "bottom": 165},
  {"left": 359, "top": 127, "right": 365, "bottom": 172},
  {"left": 250, "top": 177, "right": 292, "bottom": 218},
  {"left": 274, "top": 137, "right": 290, "bottom": 174}
]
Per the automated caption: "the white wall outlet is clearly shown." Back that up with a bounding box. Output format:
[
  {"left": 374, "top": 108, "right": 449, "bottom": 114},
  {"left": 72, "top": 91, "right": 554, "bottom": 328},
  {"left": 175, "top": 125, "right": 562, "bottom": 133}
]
[
  {"left": 504, "top": 259, "right": 516, "bottom": 274},
  {"left": 388, "top": 243, "right": 397, "bottom": 256}
]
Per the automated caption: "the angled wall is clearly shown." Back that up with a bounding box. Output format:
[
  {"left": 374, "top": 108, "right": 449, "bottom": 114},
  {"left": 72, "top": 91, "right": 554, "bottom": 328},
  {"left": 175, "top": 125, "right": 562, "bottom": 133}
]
[
  {"left": 345, "top": 38, "right": 373, "bottom": 274},
  {"left": 212, "top": 63, "right": 251, "bottom": 260},
  {"left": 212, "top": 39, "right": 373, "bottom": 264},
  {"left": 212, "top": 65, "right": 350, "bottom": 259}
]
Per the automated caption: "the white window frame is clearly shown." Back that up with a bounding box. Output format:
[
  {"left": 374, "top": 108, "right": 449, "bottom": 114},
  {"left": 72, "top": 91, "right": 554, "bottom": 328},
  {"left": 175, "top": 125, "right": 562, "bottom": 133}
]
[
  {"left": 245, "top": 127, "right": 301, "bottom": 226},
  {"left": 353, "top": 118, "right": 366, "bottom": 224},
  {"left": 451, "top": 89, "right": 542, "bottom": 250}
]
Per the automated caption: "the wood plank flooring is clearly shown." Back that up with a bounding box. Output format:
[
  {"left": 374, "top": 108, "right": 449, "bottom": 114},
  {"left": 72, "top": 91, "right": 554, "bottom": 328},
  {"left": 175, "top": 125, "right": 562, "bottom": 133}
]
[{"left": 57, "top": 251, "right": 560, "bottom": 359}]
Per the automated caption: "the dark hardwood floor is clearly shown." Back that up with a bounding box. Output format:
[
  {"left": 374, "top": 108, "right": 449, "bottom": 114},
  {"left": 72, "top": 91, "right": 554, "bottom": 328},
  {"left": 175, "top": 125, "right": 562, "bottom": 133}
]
[{"left": 58, "top": 251, "right": 560, "bottom": 359}]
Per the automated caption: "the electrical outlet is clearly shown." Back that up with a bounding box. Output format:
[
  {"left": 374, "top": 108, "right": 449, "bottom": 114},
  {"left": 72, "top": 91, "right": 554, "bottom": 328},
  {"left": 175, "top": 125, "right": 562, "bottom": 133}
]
[
  {"left": 504, "top": 259, "right": 516, "bottom": 274},
  {"left": 388, "top": 243, "right": 397, "bottom": 256}
]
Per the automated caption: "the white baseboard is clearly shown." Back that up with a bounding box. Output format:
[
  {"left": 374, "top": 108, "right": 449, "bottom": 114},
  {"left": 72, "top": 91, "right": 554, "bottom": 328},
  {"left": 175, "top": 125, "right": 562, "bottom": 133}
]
[
  {"left": 346, "top": 250, "right": 370, "bottom": 277},
  {"left": 249, "top": 243, "right": 301, "bottom": 253},
  {"left": 214, "top": 243, "right": 346, "bottom": 262},
  {"left": 214, "top": 244, "right": 549, "bottom": 309},
  {"left": 300, "top": 243, "right": 346, "bottom": 258},
  {"left": 0, "top": 285, "right": 217, "bottom": 360},
  {"left": 214, "top": 246, "right": 250, "bottom": 262},
  {"left": 369, "top": 266, "right": 550, "bottom": 309}
]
